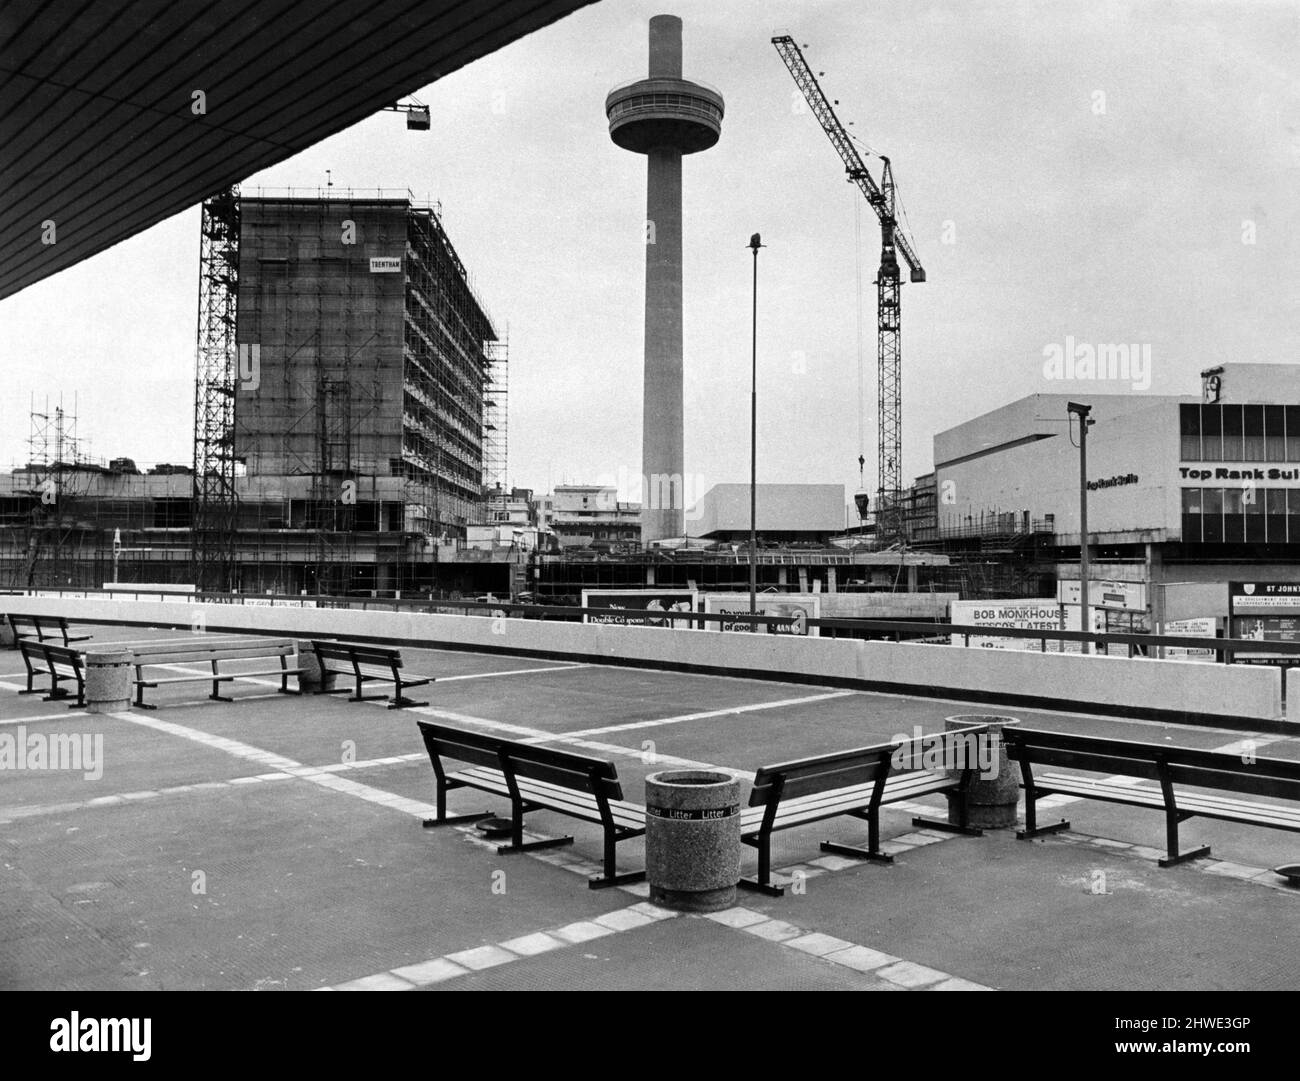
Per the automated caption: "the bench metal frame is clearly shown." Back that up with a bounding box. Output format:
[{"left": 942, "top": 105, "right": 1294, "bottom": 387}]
[
  {"left": 17, "top": 639, "right": 87, "bottom": 708},
  {"left": 417, "top": 720, "right": 647, "bottom": 890},
  {"left": 739, "top": 726, "right": 990, "bottom": 896},
  {"left": 312, "top": 640, "right": 431, "bottom": 709},
  {"left": 1007, "top": 727, "right": 1300, "bottom": 867},
  {"left": 129, "top": 637, "right": 303, "bottom": 709},
  {"left": 6, "top": 613, "right": 91, "bottom": 648}
]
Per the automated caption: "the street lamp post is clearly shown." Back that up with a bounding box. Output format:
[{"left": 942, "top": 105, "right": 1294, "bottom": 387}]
[
  {"left": 1068, "top": 401, "right": 1094, "bottom": 653},
  {"left": 748, "top": 233, "right": 764, "bottom": 617}
]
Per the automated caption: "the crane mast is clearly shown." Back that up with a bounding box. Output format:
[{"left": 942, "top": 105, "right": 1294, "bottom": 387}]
[{"left": 772, "top": 35, "right": 924, "bottom": 544}]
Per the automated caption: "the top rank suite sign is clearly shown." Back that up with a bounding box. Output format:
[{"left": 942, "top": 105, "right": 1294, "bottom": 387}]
[{"left": 1228, "top": 582, "right": 1300, "bottom": 665}]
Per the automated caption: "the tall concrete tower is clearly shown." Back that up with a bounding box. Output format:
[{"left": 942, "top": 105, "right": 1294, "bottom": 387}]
[{"left": 607, "top": 15, "right": 723, "bottom": 542}]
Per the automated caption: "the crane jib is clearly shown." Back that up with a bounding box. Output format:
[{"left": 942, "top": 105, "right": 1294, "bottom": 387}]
[{"left": 772, "top": 32, "right": 926, "bottom": 545}]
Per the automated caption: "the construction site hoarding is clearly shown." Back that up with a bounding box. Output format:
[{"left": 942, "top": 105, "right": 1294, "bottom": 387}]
[
  {"left": 701, "top": 592, "right": 820, "bottom": 636},
  {"left": 950, "top": 599, "right": 1064, "bottom": 652},
  {"left": 1159, "top": 617, "right": 1217, "bottom": 661},
  {"left": 1229, "top": 581, "right": 1300, "bottom": 665},
  {"left": 1057, "top": 578, "right": 1147, "bottom": 612},
  {"left": 581, "top": 589, "right": 697, "bottom": 627}
]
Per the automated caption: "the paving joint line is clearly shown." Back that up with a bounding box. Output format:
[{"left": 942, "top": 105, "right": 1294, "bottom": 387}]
[{"left": 1030, "top": 826, "right": 1300, "bottom": 896}]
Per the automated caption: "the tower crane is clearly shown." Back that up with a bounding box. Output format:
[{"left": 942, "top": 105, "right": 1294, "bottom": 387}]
[{"left": 772, "top": 35, "right": 925, "bottom": 544}]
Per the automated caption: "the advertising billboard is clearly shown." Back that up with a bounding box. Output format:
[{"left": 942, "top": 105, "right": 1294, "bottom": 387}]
[
  {"left": 1057, "top": 579, "right": 1147, "bottom": 612},
  {"left": 1228, "top": 582, "right": 1300, "bottom": 666},
  {"left": 701, "top": 593, "right": 820, "bottom": 636},
  {"left": 580, "top": 589, "right": 698, "bottom": 627},
  {"left": 1159, "top": 617, "right": 1217, "bottom": 661},
  {"left": 950, "top": 599, "right": 1065, "bottom": 652}
]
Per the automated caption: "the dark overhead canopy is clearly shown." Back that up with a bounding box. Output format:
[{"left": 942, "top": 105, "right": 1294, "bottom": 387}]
[{"left": 0, "top": 0, "right": 595, "bottom": 300}]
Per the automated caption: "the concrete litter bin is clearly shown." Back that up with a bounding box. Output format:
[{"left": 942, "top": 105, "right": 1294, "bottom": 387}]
[
  {"left": 295, "top": 639, "right": 335, "bottom": 694},
  {"left": 85, "top": 649, "right": 133, "bottom": 714},
  {"left": 945, "top": 715, "right": 1019, "bottom": 829},
  {"left": 645, "top": 769, "right": 742, "bottom": 913}
]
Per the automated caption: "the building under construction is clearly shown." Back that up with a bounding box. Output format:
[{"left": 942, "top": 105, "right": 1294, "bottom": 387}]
[{"left": 1, "top": 191, "right": 508, "bottom": 596}]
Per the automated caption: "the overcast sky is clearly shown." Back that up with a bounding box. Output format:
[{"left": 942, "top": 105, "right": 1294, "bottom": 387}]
[{"left": 2, "top": 0, "right": 1298, "bottom": 503}]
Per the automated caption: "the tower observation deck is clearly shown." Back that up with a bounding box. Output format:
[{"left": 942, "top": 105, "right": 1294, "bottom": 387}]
[{"left": 606, "top": 15, "right": 723, "bottom": 542}]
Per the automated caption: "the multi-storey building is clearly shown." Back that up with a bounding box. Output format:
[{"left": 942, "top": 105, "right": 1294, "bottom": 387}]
[
  {"left": 930, "top": 363, "right": 1300, "bottom": 626},
  {"left": 235, "top": 194, "right": 497, "bottom": 538}
]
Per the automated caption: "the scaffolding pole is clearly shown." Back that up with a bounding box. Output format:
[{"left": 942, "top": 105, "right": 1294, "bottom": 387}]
[{"left": 191, "top": 186, "right": 241, "bottom": 592}]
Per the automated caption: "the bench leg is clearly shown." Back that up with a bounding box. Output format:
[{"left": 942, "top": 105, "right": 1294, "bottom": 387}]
[
  {"left": 589, "top": 870, "right": 646, "bottom": 890},
  {"left": 911, "top": 815, "right": 983, "bottom": 837},
  {"left": 387, "top": 695, "right": 429, "bottom": 710},
  {"left": 1159, "top": 810, "right": 1209, "bottom": 867},
  {"left": 498, "top": 836, "right": 574, "bottom": 855},
  {"left": 134, "top": 683, "right": 156, "bottom": 710},
  {"left": 1158, "top": 846, "right": 1212, "bottom": 868},
  {"left": 737, "top": 834, "right": 785, "bottom": 897},
  {"left": 421, "top": 811, "right": 494, "bottom": 828},
  {"left": 820, "top": 840, "right": 894, "bottom": 864},
  {"left": 1015, "top": 784, "right": 1068, "bottom": 840},
  {"left": 495, "top": 798, "right": 574, "bottom": 855},
  {"left": 588, "top": 830, "right": 646, "bottom": 890},
  {"left": 818, "top": 808, "right": 894, "bottom": 863},
  {"left": 1015, "top": 819, "right": 1070, "bottom": 840},
  {"left": 421, "top": 783, "right": 495, "bottom": 828}
]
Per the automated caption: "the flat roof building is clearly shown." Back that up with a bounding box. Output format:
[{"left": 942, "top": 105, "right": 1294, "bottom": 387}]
[
  {"left": 687, "top": 484, "right": 845, "bottom": 544},
  {"left": 930, "top": 363, "right": 1300, "bottom": 626}
]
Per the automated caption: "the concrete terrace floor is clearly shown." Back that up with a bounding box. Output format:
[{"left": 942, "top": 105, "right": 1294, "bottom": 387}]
[{"left": 1, "top": 623, "right": 1298, "bottom": 992}]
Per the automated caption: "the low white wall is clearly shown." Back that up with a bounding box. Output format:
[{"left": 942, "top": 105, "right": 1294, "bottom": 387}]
[
  {"left": 857, "top": 638, "right": 1280, "bottom": 725},
  {"left": 1, "top": 595, "right": 1283, "bottom": 725}
]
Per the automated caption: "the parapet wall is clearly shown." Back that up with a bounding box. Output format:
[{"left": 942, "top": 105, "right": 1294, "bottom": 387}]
[{"left": 1, "top": 595, "right": 1286, "bottom": 730}]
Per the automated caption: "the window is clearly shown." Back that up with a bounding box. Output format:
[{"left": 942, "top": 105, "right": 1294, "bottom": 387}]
[
  {"left": 1201, "top": 405, "right": 1223, "bottom": 461},
  {"left": 1265, "top": 405, "right": 1285, "bottom": 461},
  {"left": 1244, "top": 405, "right": 1266, "bottom": 462},
  {"left": 1223, "top": 485, "right": 1245, "bottom": 542},
  {"left": 1181, "top": 487, "right": 1203, "bottom": 542},
  {"left": 1267, "top": 488, "right": 1288, "bottom": 543},
  {"left": 152, "top": 498, "right": 192, "bottom": 528},
  {"left": 1288, "top": 489, "right": 1300, "bottom": 541},
  {"left": 1222, "top": 404, "right": 1244, "bottom": 461},
  {"left": 1288, "top": 407, "right": 1300, "bottom": 461},
  {"left": 1179, "top": 403, "right": 1201, "bottom": 460},
  {"left": 1203, "top": 487, "right": 1224, "bottom": 542},
  {"left": 1245, "top": 483, "right": 1265, "bottom": 542}
]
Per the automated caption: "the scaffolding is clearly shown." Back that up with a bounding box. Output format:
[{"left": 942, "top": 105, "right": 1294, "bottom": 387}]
[
  {"left": 483, "top": 336, "right": 509, "bottom": 493},
  {"left": 402, "top": 199, "right": 495, "bottom": 542},
  {"left": 2, "top": 190, "right": 501, "bottom": 597},
  {"left": 226, "top": 191, "right": 495, "bottom": 594},
  {"left": 191, "top": 186, "right": 241, "bottom": 592},
  {"left": 8, "top": 399, "right": 91, "bottom": 587}
]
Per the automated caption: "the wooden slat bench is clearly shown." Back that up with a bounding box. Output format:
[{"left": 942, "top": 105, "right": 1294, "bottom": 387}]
[
  {"left": 311, "top": 640, "right": 432, "bottom": 709},
  {"left": 6, "top": 613, "right": 91, "bottom": 648},
  {"left": 1005, "top": 727, "right": 1300, "bottom": 867},
  {"left": 739, "top": 724, "right": 991, "bottom": 896},
  {"left": 129, "top": 637, "right": 304, "bottom": 709},
  {"left": 17, "top": 639, "right": 87, "bottom": 707},
  {"left": 417, "top": 720, "right": 647, "bottom": 889}
]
